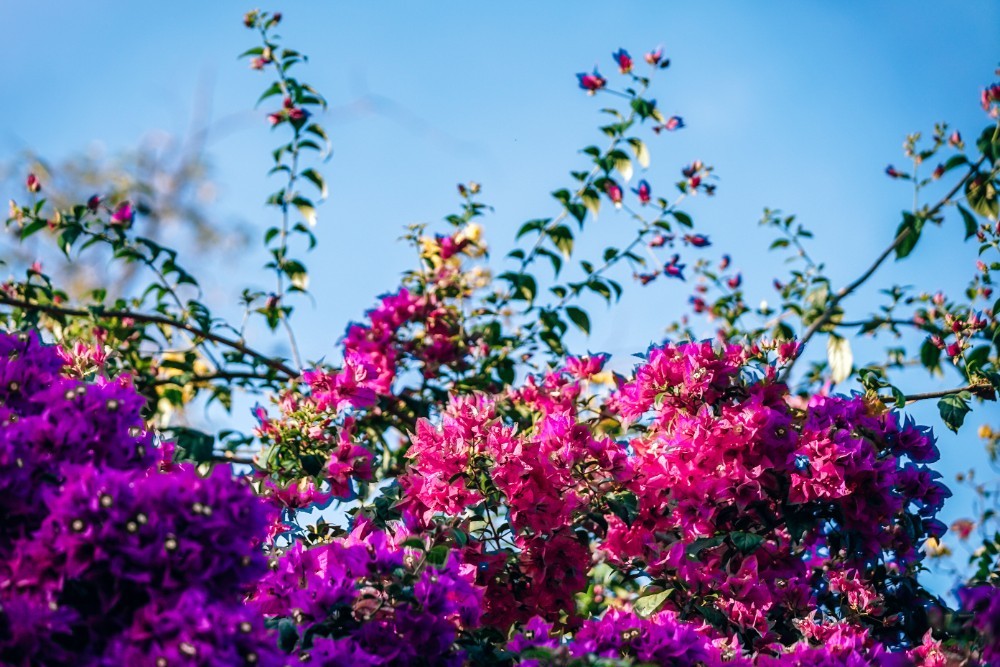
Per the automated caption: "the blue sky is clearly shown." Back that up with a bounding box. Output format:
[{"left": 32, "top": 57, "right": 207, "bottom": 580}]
[{"left": 4, "top": 1, "right": 999, "bottom": 595}]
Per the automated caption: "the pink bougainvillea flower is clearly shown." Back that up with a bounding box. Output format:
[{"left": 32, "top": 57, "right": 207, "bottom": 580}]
[
  {"left": 109, "top": 201, "right": 134, "bottom": 226},
  {"left": 25, "top": 174, "right": 40, "bottom": 193},
  {"left": 604, "top": 180, "right": 623, "bottom": 207},
  {"left": 885, "top": 165, "right": 903, "bottom": 178},
  {"left": 645, "top": 47, "right": 664, "bottom": 66},
  {"left": 727, "top": 273, "right": 742, "bottom": 289},
  {"left": 719, "top": 254, "right": 731, "bottom": 270},
  {"left": 86, "top": 194, "right": 101, "bottom": 212},
  {"left": 948, "top": 130, "right": 963, "bottom": 148},
  {"left": 577, "top": 69, "right": 607, "bottom": 94},
  {"left": 683, "top": 233, "right": 711, "bottom": 248},
  {"left": 636, "top": 272, "right": 657, "bottom": 285},
  {"left": 654, "top": 116, "right": 685, "bottom": 133},
  {"left": 981, "top": 82, "right": 1000, "bottom": 116},
  {"left": 664, "top": 254, "right": 685, "bottom": 280},
  {"left": 562, "top": 353, "right": 609, "bottom": 379},
  {"left": 649, "top": 233, "right": 670, "bottom": 248},
  {"left": 612, "top": 49, "right": 633, "bottom": 74},
  {"left": 633, "top": 179, "right": 651, "bottom": 205}
]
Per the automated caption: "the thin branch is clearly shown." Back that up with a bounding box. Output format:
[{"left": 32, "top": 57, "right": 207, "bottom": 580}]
[
  {"left": 0, "top": 294, "right": 297, "bottom": 378},
  {"left": 145, "top": 370, "right": 284, "bottom": 387},
  {"left": 881, "top": 383, "right": 997, "bottom": 405},
  {"left": 781, "top": 156, "right": 988, "bottom": 382}
]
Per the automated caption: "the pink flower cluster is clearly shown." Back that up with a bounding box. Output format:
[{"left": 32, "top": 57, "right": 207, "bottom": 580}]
[{"left": 395, "top": 339, "right": 952, "bottom": 651}]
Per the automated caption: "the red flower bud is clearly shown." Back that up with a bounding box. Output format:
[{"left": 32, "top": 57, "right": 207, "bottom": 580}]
[{"left": 26, "top": 174, "right": 40, "bottom": 193}]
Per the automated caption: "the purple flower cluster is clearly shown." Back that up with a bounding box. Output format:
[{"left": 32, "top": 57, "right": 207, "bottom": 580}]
[
  {"left": 0, "top": 331, "right": 277, "bottom": 666},
  {"left": 251, "top": 517, "right": 483, "bottom": 665}
]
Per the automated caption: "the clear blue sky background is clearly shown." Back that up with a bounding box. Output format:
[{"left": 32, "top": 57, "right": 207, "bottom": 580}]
[{"left": 4, "top": 1, "right": 999, "bottom": 596}]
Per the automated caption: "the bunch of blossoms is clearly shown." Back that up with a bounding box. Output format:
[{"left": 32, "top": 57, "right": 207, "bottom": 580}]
[
  {"left": 248, "top": 515, "right": 484, "bottom": 665},
  {"left": 0, "top": 331, "right": 280, "bottom": 666},
  {"left": 599, "top": 340, "right": 951, "bottom": 649},
  {"left": 397, "top": 354, "right": 639, "bottom": 630},
  {"left": 391, "top": 336, "right": 959, "bottom": 660},
  {"left": 248, "top": 218, "right": 491, "bottom": 527}
]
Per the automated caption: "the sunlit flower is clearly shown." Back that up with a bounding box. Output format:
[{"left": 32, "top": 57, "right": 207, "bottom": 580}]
[{"left": 577, "top": 69, "right": 607, "bottom": 94}]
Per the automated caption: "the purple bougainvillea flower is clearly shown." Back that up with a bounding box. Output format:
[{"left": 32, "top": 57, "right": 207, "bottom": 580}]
[
  {"left": 612, "top": 49, "right": 633, "bottom": 74},
  {"left": 577, "top": 69, "right": 607, "bottom": 94},
  {"left": 664, "top": 255, "right": 685, "bottom": 280},
  {"left": 633, "top": 179, "right": 651, "bottom": 205},
  {"left": 683, "top": 233, "right": 710, "bottom": 248}
]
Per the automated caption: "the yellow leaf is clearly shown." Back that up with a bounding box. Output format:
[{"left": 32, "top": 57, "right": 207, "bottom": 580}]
[{"left": 827, "top": 335, "right": 853, "bottom": 385}]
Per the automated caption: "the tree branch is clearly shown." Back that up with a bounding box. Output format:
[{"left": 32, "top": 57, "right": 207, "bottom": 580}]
[
  {"left": 0, "top": 295, "right": 298, "bottom": 378},
  {"left": 881, "top": 383, "right": 997, "bottom": 405},
  {"left": 780, "top": 155, "right": 988, "bottom": 382}
]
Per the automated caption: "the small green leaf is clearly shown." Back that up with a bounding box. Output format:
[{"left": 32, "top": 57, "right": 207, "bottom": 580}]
[
  {"left": 938, "top": 393, "right": 972, "bottom": 433},
  {"left": 634, "top": 589, "right": 673, "bottom": 618},
  {"left": 957, "top": 205, "right": 978, "bottom": 240},
  {"left": 565, "top": 306, "right": 590, "bottom": 335},
  {"left": 425, "top": 544, "right": 450, "bottom": 567},
  {"left": 731, "top": 531, "right": 765, "bottom": 554},
  {"left": 300, "top": 168, "right": 328, "bottom": 199},
  {"left": 894, "top": 212, "right": 923, "bottom": 259},
  {"left": 296, "top": 202, "right": 317, "bottom": 227}
]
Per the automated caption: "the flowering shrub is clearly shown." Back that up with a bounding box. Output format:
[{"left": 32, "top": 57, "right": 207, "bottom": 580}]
[{"left": 2, "top": 8, "right": 1000, "bottom": 666}]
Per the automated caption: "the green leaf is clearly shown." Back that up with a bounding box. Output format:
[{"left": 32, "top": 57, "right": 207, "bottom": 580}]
[
  {"left": 919, "top": 338, "right": 942, "bottom": 376},
  {"left": 300, "top": 168, "right": 328, "bottom": 199},
  {"left": 548, "top": 225, "right": 574, "bottom": 258},
  {"left": 425, "top": 544, "right": 450, "bottom": 567},
  {"left": 894, "top": 212, "right": 924, "bottom": 259},
  {"left": 827, "top": 334, "right": 853, "bottom": 384},
  {"left": 516, "top": 219, "right": 548, "bottom": 240},
  {"left": 628, "top": 138, "right": 650, "bottom": 169},
  {"left": 938, "top": 393, "right": 972, "bottom": 433},
  {"left": 565, "top": 306, "right": 590, "bottom": 335},
  {"left": 686, "top": 535, "right": 725, "bottom": 560},
  {"left": 671, "top": 210, "right": 693, "bottom": 228},
  {"left": 731, "top": 531, "right": 765, "bottom": 554},
  {"left": 634, "top": 589, "right": 673, "bottom": 618},
  {"left": 957, "top": 205, "right": 979, "bottom": 240},
  {"left": 967, "top": 176, "right": 999, "bottom": 219},
  {"left": 581, "top": 189, "right": 601, "bottom": 220},
  {"left": 276, "top": 618, "right": 299, "bottom": 653},
  {"left": 295, "top": 202, "right": 317, "bottom": 227},
  {"left": 256, "top": 82, "right": 283, "bottom": 107},
  {"left": 613, "top": 154, "right": 633, "bottom": 182}
]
